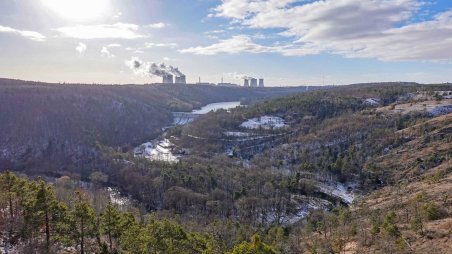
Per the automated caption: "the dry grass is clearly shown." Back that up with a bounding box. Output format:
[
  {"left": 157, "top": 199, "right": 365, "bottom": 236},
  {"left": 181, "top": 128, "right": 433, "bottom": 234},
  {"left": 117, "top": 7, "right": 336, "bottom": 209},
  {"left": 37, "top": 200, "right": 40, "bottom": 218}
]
[{"left": 338, "top": 114, "right": 452, "bottom": 254}]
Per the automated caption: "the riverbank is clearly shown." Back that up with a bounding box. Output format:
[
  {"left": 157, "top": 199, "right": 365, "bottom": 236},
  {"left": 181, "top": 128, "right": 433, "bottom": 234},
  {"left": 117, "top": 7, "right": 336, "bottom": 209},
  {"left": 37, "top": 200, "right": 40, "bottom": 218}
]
[{"left": 134, "top": 101, "right": 243, "bottom": 162}]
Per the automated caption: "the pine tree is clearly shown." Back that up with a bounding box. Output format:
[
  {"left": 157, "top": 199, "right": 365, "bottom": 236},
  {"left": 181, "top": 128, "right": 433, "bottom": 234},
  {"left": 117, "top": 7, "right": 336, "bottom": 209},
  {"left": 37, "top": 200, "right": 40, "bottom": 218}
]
[
  {"left": 0, "top": 172, "right": 19, "bottom": 249},
  {"left": 32, "top": 180, "right": 68, "bottom": 252},
  {"left": 100, "top": 202, "right": 121, "bottom": 252},
  {"left": 71, "top": 191, "right": 97, "bottom": 254},
  {"left": 227, "top": 235, "right": 276, "bottom": 254}
]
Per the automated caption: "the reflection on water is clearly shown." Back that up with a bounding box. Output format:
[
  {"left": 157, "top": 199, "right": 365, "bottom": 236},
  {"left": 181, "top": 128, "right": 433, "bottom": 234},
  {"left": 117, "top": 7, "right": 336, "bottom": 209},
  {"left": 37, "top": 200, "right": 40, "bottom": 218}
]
[
  {"left": 191, "top": 101, "right": 241, "bottom": 114},
  {"left": 173, "top": 101, "right": 242, "bottom": 126}
]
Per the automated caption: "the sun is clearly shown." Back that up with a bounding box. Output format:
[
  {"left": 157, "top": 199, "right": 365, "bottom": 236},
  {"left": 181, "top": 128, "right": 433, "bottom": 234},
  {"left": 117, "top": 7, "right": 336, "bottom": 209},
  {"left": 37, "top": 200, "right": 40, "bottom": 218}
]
[{"left": 42, "top": 0, "right": 111, "bottom": 21}]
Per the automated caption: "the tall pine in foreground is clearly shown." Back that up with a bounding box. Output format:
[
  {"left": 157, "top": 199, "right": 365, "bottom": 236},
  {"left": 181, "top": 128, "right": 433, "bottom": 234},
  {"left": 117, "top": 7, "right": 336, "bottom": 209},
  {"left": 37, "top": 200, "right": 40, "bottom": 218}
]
[
  {"left": 32, "top": 180, "right": 68, "bottom": 252},
  {"left": 100, "top": 202, "right": 122, "bottom": 252},
  {"left": 0, "top": 172, "right": 19, "bottom": 250},
  {"left": 71, "top": 191, "right": 96, "bottom": 254}
]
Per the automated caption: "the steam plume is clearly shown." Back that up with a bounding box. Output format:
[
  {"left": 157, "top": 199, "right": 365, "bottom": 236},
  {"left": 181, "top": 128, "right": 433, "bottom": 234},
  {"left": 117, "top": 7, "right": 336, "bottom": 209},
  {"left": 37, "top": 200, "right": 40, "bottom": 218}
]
[{"left": 125, "top": 57, "right": 185, "bottom": 78}]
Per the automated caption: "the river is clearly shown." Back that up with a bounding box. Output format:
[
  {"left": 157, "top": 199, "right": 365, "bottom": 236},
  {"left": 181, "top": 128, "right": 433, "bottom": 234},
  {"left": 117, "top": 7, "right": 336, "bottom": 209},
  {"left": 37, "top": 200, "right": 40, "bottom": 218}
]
[
  {"left": 192, "top": 101, "right": 242, "bottom": 114},
  {"left": 173, "top": 101, "right": 242, "bottom": 125},
  {"left": 136, "top": 101, "right": 242, "bottom": 161}
]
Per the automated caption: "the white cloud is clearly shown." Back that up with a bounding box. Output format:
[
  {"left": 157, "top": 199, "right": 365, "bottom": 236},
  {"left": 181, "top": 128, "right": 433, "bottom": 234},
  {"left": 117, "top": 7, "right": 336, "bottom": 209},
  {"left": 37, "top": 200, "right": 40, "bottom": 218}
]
[
  {"left": 204, "top": 29, "right": 225, "bottom": 35},
  {"left": 180, "top": 35, "right": 276, "bottom": 55},
  {"left": 204, "top": 30, "right": 227, "bottom": 40},
  {"left": 146, "top": 22, "right": 167, "bottom": 29},
  {"left": 75, "top": 42, "right": 87, "bottom": 54},
  {"left": 106, "top": 43, "right": 121, "bottom": 48},
  {"left": 197, "top": 0, "right": 452, "bottom": 61},
  {"left": 144, "top": 42, "right": 178, "bottom": 48},
  {"left": 0, "top": 25, "right": 46, "bottom": 42},
  {"left": 55, "top": 23, "right": 144, "bottom": 39},
  {"left": 101, "top": 46, "right": 115, "bottom": 58},
  {"left": 206, "top": 35, "right": 219, "bottom": 40},
  {"left": 124, "top": 42, "right": 177, "bottom": 54}
]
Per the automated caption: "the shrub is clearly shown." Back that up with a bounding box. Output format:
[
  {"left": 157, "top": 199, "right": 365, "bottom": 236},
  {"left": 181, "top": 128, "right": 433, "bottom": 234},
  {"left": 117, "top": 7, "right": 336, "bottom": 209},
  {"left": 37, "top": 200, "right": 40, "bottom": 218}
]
[
  {"left": 422, "top": 202, "right": 444, "bottom": 220},
  {"left": 424, "top": 170, "right": 446, "bottom": 184},
  {"left": 410, "top": 217, "right": 423, "bottom": 235},
  {"left": 383, "top": 212, "right": 400, "bottom": 237}
]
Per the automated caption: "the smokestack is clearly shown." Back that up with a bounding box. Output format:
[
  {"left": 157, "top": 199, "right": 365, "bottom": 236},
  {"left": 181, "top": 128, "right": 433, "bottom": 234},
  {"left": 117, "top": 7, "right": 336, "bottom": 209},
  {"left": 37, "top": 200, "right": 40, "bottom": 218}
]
[
  {"left": 250, "top": 78, "right": 257, "bottom": 87},
  {"left": 175, "top": 75, "right": 186, "bottom": 84},
  {"left": 244, "top": 79, "right": 249, "bottom": 87},
  {"left": 259, "top": 78, "right": 264, "bottom": 87},
  {"left": 163, "top": 74, "right": 173, "bottom": 84}
]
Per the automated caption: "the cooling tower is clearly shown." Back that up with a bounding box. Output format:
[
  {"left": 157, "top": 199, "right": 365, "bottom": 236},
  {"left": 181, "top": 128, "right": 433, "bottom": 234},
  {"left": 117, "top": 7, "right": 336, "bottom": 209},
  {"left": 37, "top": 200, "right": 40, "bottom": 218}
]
[
  {"left": 175, "top": 75, "right": 186, "bottom": 84},
  {"left": 250, "top": 78, "right": 258, "bottom": 87},
  {"left": 259, "top": 78, "right": 264, "bottom": 87},
  {"left": 244, "top": 79, "right": 249, "bottom": 87},
  {"left": 163, "top": 74, "right": 174, "bottom": 84}
]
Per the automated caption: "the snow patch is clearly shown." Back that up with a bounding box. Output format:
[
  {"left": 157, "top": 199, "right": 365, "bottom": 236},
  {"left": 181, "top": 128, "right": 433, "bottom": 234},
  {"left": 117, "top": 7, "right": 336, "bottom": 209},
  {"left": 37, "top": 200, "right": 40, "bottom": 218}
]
[
  {"left": 284, "top": 198, "right": 331, "bottom": 224},
  {"left": 240, "top": 116, "right": 287, "bottom": 130},
  {"left": 134, "top": 139, "right": 179, "bottom": 162},
  {"left": 262, "top": 196, "right": 331, "bottom": 225},
  {"left": 107, "top": 187, "right": 130, "bottom": 207},
  {"left": 318, "top": 182, "right": 356, "bottom": 204},
  {"left": 224, "top": 131, "right": 251, "bottom": 137},
  {"left": 364, "top": 98, "right": 380, "bottom": 106}
]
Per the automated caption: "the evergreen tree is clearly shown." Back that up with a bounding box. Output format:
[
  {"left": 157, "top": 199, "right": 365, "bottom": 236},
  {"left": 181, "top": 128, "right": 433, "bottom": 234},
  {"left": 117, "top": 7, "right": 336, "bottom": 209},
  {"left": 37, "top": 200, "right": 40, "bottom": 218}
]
[
  {"left": 71, "top": 191, "right": 97, "bottom": 254},
  {"left": 227, "top": 235, "right": 275, "bottom": 254},
  {"left": 0, "top": 172, "right": 19, "bottom": 249},
  {"left": 100, "top": 202, "right": 121, "bottom": 252},
  {"left": 33, "top": 180, "right": 68, "bottom": 252}
]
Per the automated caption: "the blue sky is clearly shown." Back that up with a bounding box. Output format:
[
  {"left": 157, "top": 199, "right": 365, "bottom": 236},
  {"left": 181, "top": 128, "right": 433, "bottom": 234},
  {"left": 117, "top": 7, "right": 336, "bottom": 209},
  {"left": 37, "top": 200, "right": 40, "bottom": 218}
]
[{"left": 1, "top": 0, "right": 452, "bottom": 86}]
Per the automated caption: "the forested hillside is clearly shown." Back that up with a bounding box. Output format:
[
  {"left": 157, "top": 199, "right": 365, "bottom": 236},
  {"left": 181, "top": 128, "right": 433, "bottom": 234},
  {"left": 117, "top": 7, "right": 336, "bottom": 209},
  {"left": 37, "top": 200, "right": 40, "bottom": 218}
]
[
  {"left": 0, "top": 78, "right": 310, "bottom": 176},
  {"left": 1, "top": 82, "right": 451, "bottom": 253}
]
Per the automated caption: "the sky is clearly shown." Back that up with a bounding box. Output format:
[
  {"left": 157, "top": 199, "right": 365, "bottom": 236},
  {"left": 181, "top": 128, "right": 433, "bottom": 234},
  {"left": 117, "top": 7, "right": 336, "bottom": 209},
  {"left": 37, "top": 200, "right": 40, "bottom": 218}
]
[{"left": 0, "top": 0, "right": 452, "bottom": 86}]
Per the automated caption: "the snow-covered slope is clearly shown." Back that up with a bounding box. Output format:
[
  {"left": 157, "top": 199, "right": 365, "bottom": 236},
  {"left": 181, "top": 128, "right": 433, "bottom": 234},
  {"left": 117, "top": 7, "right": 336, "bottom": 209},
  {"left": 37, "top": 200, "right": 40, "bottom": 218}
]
[
  {"left": 240, "top": 116, "right": 288, "bottom": 130},
  {"left": 134, "top": 139, "right": 179, "bottom": 162}
]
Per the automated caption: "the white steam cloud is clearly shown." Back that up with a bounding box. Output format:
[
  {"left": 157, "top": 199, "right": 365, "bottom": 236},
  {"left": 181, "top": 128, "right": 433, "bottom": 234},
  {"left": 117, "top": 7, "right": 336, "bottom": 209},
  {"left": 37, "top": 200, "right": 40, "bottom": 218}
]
[{"left": 125, "top": 57, "right": 185, "bottom": 78}]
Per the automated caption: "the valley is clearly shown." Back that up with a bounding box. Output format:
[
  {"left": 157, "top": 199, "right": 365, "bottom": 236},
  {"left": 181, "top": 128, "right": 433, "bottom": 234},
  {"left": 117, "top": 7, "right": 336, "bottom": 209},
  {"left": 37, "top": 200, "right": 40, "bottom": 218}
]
[
  {"left": 3, "top": 0, "right": 452, "bottom": 252},
  {"left": 1, "top": 80, "right": 451, "bottom": 253}
]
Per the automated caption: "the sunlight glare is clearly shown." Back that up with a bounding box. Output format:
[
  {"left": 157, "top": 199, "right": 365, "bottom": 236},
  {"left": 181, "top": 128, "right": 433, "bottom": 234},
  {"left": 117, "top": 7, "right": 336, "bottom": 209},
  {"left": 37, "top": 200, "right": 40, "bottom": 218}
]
[{"left": 42, "top": 0, "right": 110, "bottom": 21}]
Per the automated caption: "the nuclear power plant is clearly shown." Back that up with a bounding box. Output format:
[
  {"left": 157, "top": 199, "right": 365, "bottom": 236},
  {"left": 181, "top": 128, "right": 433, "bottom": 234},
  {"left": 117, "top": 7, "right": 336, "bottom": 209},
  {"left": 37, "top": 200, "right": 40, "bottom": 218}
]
[
  {"left": 161, "top": 74, "right": 187, "bottom": 84},
  {"left": 127, "top": 58, "right": 265, "bottom": 87},
  {"left": 128, "top": 59, "right": 187, "bottom": 84},
  {"left": 243, "top": 77, "right": 264, "bottom": 88},
  {"left": 162, "top": 74, "right": 174, "bottom": 84},
  {"left": 250, "top": 78, "right": 257, "bottom": 87},
  {"left": 175, "top": 75, "right": 186, "bottom": 84}
]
